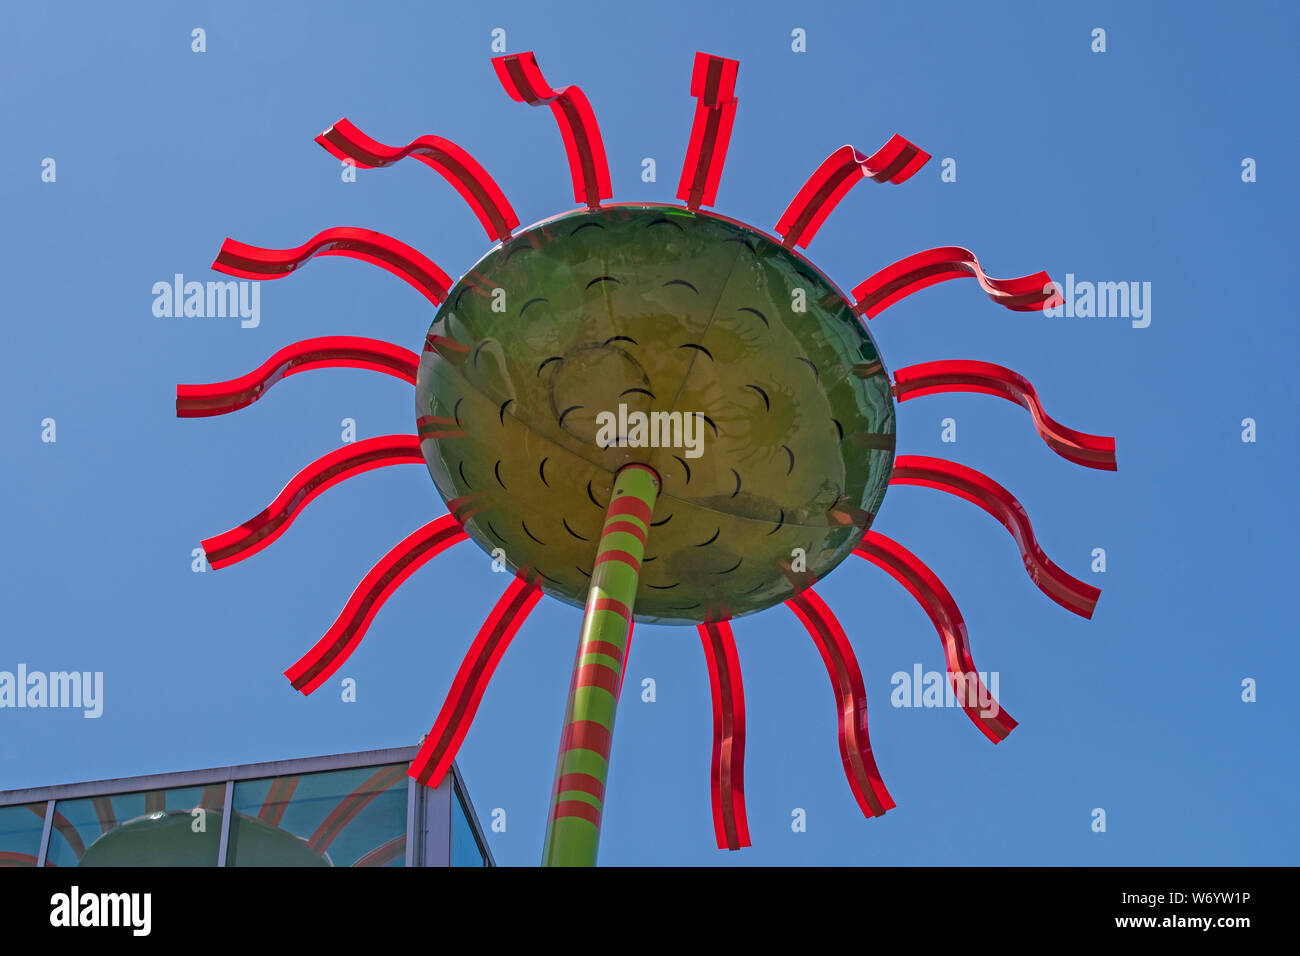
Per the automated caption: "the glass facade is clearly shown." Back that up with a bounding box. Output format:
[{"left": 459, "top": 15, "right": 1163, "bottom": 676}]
[
  {"left": 0, "top": 802, "right": 48, "bottom": 868},
  {"left": 0, "top": 747, "right": 492, "bottom": 867},
  {"left": 45, "top": 784, "right": 226, "bottom": 867},
  {"left": 451, "top": 784, "right": 488, "bottom": 867},
  {"left": 229, "top": 764, "right": 408, "bottom": 867}
]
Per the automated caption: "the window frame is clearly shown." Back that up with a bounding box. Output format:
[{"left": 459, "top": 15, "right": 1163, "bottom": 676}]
[{"left": 0, "top": 746, "right": 493, "bottom": 867}]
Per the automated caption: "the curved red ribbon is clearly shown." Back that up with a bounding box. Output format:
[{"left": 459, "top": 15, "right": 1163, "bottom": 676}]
[
  {"left": 776, "top": 137, "right": 930, "bottom": 248},
  {"left": 854, "top": 532, "right": 1016, "bottom": 743},
  {"left": 492, "top": 52, "right": 611, "bottom": 208},
  {"left": 317, "top": 119, "right": 519, "bottom": 241},
  {"left": 410, "top": 573, "right": 544, "bottom": 787},
  {"left": 890, "top": 456, "right": 1101, "bottom": 618},
  {"left": 786, "top": 589, "right": 895, "bottom": 819},
  {"left": 285, "top": 515, "right": 469, "bottom": 694},
  {"left": 212, "top": 227, "right": 451, "bottom": 305},
  {"left": 853, "top": 246, "right": 1056, "bottom": 318},
  {"left": 176, "top": 336, "right": 418, "bottom": 418},
  {"left": 677, "top": 53, "right": 739, "bottom": 210},
  {"left": 201, "top": 435, "right": 424, "bottom": 569},
  {"left": 893, "top": 360, "right": 1117, "bottom": 470},
  {"left": 698, "top": 620, "right": 751, "bottom": 850}
]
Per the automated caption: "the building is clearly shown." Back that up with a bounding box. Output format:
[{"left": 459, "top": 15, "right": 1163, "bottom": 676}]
[{"left": 0, "top": 746, "right": 493, "bottom": 867}]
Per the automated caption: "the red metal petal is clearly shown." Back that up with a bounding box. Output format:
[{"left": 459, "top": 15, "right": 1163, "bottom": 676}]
[
  {"left": 698, "top": 620, "right": 751, "bottom": 850},
  {"left": 786, "top": 589, "right": 895, "bottom": 819},
  {"left": 890, "top": 456, "right": 1101, "bottom": 618},
  {"left": 409, "top": 573, "right": 544, "bottom": 788},
  {"left": 893, "top": 360, "right": 1117, "bottom": 470},
  {"left": 317, "top": 119, "right": 519, "bottom": 242},
  {"left": 775, "top": 137, "right": 930, "bottom": 248},
  {"left": 676, "top": 53, "right": 739, "bottom": 210},
  {"left": 852, "top": 246, "right": 1056, "bottom": 318},
  {"left": 212, "top": 227, "right": 452, "bottom": 305},
  {"left": 285, "top": 515, "right": 468, "bottom": 694},
  {"left": 492, "top": 52, "right": 612, "bottom": 208},
  {"left": 201, "top": 435, "right": 425, "bottom": 570},
  {"left": 854, "top": 533, "right": 1016, "bottom": 743},
  {"left": 176, "top": 336, "right": 418, "bottom": 418}
]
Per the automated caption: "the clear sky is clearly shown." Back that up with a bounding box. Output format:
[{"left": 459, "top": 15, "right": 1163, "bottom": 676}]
[{"left": 1, "top": 0, "right": 1296, "bottom": 865}]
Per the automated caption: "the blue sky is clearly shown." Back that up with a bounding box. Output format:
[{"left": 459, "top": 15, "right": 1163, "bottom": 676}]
[{"left": 1, "top": 0, "right": 1296, "bottom": 865}]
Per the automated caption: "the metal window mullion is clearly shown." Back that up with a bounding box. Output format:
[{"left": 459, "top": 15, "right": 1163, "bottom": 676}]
[
  {"left": 35, "top": 800, "right": 54, "bottom": 867},
  {"left": 405, "top": 777, "right": 418, "bottom": 868},
  {"left": 422, "top": 777, "right": 451, "bottom": 867},
  {"left": 441, "top": 781, "right": 452, "bottom": 867},
  {"left": 215, "top": 780, "right": 234, "bottom": 867}
]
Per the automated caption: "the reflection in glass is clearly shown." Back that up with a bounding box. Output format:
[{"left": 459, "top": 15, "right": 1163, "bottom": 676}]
[
  {"left": 44, "top": 784, "right": 226, "bottom": 867},
  {"left": 451, "top": 786, "right": 485, "bottom": 867},
  {"left": 228, "top": 763, "right": 407, "bottom": 867},
  {"left": 0, "top": 802, "right": 48, "bottom": 867}
]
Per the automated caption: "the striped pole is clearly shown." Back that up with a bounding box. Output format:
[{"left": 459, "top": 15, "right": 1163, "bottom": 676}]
[{"left": 542, "top": 463, "right": 659, "bottom": 866}]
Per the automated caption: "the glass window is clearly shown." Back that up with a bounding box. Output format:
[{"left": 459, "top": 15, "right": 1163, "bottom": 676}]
[
  {"left": 228, "top": 763, "right": 407, "bottom": 867},
  {"left": 0, "top": 802, "right": 48, "bottom": 867},
  {"left": 44, "top": 784, "right": 226, "bottom": 867},
  {"left": 451, "top": 785, "right": 486, "bottom": 867}
]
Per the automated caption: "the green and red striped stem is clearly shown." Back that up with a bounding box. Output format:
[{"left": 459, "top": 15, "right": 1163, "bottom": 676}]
[{"left": 541, "top": 463, "right": 660, "bottom": 866}]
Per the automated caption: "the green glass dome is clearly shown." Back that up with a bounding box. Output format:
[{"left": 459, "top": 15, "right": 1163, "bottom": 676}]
[{"left": 417, "top": 204, "right": 895, "bottom": 624}]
